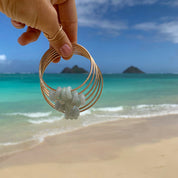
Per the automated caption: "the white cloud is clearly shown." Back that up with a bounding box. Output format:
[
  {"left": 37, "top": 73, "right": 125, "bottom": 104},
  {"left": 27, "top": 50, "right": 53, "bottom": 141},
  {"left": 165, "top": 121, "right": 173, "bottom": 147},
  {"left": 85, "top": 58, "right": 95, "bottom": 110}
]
[
  {"left": 76, "top": 0, "right": 129, "bottom": 34},
  {"left": 78, "top": 18, "right": 128, "bottom": 31},
  {"left": 76, "top": 0, "right": 158, "bottom": 7},
  {"left": 134, "top": 22, "right": 158, "bottom": 31},
  {"left": 76, "top": 0, "right": 178, "bottom": 38},
  {"left": 0, "top": 54, "right": 7, "bottom": 61},
  {"left": 76, "top": 0, "right": 159, "bottom": 17},
  {"left": 134, "top": 21, "right": 178, "bottom": 43},
  {"left": 162, "top": 0, "right": 178, "bottom": 6},
  {"left": 75, "top": 0, "right": 160, "bottom": 34},
  {"left": 110, "top": 0, "right": 158, "bottom": 6}
]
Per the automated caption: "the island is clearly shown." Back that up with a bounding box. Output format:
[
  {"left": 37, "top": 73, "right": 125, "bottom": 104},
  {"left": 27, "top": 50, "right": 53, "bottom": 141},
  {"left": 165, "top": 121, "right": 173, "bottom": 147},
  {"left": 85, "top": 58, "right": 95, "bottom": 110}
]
[
  {"left": 61, "top": 65, "right": 88, "bottom": 73},
  {"left": 123, "top": 66, "right": 144, "bottom": 74}
]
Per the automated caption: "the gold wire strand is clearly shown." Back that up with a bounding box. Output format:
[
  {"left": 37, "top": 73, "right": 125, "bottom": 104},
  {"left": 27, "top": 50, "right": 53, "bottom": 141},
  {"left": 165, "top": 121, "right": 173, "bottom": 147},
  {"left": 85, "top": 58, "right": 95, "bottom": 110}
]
[
  {"left": 39, "top": 43, "right": 103, "bottom": 112},
  {"left": 79, "top": 66, "right": 102, "bottom": 111}
]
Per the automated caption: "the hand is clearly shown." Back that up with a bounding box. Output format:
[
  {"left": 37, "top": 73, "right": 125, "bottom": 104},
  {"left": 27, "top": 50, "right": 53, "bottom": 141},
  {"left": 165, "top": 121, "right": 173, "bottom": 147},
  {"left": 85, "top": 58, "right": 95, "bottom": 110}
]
[{"left": 0, "top": 0, "right": 77, "bottom": 62}]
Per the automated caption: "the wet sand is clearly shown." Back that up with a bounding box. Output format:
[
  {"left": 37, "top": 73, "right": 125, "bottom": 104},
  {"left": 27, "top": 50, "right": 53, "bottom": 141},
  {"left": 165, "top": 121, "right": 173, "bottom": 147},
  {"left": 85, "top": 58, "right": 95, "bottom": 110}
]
[{"left": 0, "top": 115, "right": 178, "bottom": 178}]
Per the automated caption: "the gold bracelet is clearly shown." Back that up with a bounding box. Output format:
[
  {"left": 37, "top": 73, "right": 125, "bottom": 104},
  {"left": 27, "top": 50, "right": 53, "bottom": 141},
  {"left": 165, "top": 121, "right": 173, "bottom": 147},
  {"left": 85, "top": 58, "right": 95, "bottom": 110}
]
[{"left": 39, "top": 43, "right": 103, "bottom": 112}]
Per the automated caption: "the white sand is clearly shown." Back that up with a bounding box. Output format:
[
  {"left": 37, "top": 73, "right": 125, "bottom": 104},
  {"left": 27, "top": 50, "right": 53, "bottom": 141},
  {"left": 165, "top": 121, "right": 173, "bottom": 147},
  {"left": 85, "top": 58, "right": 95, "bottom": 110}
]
[{"left": 0, "top": 115, "right": 178, "bottom": 178}]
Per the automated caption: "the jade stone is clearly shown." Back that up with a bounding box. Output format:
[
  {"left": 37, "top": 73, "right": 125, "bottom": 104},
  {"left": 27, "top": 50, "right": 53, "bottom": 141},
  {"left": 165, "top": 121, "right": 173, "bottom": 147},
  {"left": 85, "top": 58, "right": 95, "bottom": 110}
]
[{"left": 49, "top": 87, "right": 85, "bottom": 119}]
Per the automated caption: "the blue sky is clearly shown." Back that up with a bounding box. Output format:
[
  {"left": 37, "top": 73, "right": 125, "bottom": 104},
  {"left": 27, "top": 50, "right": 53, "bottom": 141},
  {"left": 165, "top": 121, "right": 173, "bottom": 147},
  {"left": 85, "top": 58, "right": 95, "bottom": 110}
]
[{"left": 1, "top": 0, "right": 178, "bottom": 73}]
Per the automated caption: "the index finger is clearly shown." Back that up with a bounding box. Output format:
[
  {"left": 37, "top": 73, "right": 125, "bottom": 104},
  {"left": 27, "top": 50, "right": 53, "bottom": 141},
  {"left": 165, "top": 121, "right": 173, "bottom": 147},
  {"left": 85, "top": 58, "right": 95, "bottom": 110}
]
[{"left": 58, "top": 0, "right": 78, "bottom": 43}]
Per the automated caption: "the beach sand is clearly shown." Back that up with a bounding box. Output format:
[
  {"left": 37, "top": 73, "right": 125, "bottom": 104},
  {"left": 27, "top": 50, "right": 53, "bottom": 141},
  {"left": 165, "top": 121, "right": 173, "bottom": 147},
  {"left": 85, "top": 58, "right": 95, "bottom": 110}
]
[{"left": 1, "top": 115, "right": 178, "bottom": 178}]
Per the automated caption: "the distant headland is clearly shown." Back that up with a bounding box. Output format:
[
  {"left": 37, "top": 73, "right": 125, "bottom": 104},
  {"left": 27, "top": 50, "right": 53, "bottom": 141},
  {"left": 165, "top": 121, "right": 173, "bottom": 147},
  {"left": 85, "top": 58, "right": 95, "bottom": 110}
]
[
  {"left": 123, "top": 66, "right": 144, "bottom": 74},
  {"left": 61, "top": 65, "right": 88, "bottom": 74}
]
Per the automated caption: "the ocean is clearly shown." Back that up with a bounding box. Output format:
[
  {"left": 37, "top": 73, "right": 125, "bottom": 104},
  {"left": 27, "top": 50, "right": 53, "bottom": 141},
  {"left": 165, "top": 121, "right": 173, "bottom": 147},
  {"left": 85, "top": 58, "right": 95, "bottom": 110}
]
[{"left": 0, "top": 73, "right": 178, "bottom": 156}]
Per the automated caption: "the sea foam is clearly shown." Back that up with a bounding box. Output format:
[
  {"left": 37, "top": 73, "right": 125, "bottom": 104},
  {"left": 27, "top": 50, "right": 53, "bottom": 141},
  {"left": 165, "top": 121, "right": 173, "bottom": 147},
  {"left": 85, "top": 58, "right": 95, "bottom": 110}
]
[
  {"left": 7, "top": 112, "right": 52, "bottom": 118},
  {"left": 92, "top": 106, "right": 124, "bottom": 112},
  {"left": 28, "top": 116, "right": 63, "bottom": 124}
]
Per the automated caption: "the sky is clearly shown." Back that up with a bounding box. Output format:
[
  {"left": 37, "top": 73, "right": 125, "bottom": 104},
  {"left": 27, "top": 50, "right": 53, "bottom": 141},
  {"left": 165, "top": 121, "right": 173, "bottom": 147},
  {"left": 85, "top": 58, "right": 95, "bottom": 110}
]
[{"left": 1, "top": 0, "right": 178, "bottom": 73}]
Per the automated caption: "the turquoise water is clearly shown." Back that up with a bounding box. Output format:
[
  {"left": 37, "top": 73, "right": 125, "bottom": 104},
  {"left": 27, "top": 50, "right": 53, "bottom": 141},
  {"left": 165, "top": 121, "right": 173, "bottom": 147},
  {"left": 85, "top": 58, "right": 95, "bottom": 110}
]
[{"left": 0, "top": 73, "right": 178, "bottom": 156}]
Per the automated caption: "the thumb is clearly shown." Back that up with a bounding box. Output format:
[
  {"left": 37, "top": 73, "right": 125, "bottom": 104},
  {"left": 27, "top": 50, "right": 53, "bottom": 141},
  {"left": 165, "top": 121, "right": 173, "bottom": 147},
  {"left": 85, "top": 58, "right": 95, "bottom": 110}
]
[
  {"left": 37, "top": 2, "right": 72, "bottom": 60},
  {"left": 44, "top": 25, "right": 73, "bottom": 60}
]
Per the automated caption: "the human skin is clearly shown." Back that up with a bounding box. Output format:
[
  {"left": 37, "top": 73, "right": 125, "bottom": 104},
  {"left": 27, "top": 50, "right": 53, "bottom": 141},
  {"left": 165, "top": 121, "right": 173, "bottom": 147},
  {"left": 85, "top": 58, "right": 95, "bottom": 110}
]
[{"left": 0, "top": 0, "right": 77, "bottom": 62}]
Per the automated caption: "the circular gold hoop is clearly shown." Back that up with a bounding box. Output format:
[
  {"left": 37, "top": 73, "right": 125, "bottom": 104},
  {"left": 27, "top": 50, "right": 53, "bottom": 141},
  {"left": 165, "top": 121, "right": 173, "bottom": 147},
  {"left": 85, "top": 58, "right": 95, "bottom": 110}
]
[{"left": 39, "top": 43, "right": 103, "bottom": 112}]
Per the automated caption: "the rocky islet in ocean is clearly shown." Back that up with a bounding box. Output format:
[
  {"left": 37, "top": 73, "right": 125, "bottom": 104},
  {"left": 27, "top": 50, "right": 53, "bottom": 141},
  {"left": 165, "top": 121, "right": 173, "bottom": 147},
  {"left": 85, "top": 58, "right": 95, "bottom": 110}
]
[
  {"left": 123, "top": 66, "right": 144, "bottom": 74},
  {"left": 61, "top": 65, "right": 88, "bottom": 73}
]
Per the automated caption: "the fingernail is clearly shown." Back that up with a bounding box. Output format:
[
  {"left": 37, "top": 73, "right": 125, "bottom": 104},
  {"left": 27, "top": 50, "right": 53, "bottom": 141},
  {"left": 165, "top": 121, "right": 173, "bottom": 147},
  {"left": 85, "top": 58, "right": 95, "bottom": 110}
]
[
  {"left": 60, "top": 44, "right": 72, "bottom": 57},
  {"left": 15, "top": 24, "right": 21, "bottom": 27},
  {"left": 13, "top": 21, "right": 23, "bottom": 27}
]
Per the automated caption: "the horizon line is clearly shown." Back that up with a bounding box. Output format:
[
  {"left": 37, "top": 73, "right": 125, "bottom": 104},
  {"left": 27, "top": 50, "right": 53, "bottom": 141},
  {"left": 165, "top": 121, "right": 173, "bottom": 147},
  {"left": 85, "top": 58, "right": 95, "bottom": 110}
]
[{"left": 0, "top": 72, "right": 178, "bottom": 75}]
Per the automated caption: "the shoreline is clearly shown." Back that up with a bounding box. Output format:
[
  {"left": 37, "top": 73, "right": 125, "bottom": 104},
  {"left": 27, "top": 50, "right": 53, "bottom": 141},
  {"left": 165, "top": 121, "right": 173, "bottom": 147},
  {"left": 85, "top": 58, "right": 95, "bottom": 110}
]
[
  {"left": 1, "top": 112, "right": 178, "bottom": 157},
  {"left": 0, "top": 113, "right": 175, "bottom": 159},
  {"left": 0, "top": 114, "right": 178, "bottom": 177}
]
